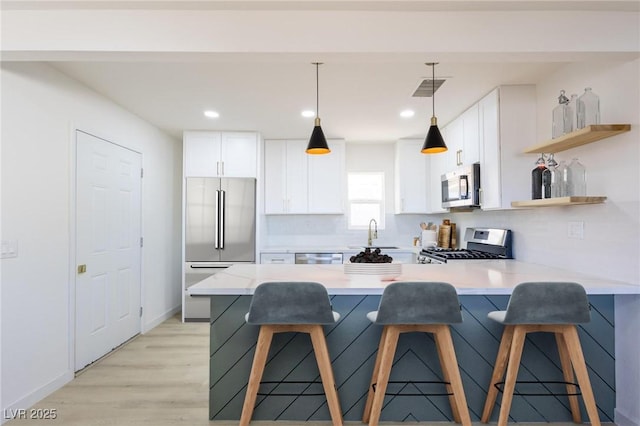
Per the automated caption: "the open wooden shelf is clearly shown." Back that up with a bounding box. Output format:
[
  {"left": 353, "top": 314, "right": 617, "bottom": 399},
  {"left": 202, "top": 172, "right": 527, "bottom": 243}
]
[
  {"left": 523, "top": 124, "right": 630, "bottom": 154},
  {"left": 511, "top": 196, "right": 607, "bottom": 208}
]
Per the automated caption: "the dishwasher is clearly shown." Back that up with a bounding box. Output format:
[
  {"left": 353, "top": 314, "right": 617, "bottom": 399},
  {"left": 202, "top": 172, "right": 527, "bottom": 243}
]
[{"left": 294, "top": 253, "right": 343, "bottom": 264}]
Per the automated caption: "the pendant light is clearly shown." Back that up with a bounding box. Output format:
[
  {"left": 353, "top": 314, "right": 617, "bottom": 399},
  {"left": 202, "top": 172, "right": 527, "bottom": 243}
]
[
  {"left": 306, "top": 62, "right": 331, "bottom": 155},
  {"left": 421, "top": 62, "right": 448, "bottom": 154}
]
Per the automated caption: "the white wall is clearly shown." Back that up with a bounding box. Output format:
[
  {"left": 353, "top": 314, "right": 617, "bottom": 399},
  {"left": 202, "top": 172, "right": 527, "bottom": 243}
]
[{"left": 0, "top": 62, "right": 182, "bottom": 415}]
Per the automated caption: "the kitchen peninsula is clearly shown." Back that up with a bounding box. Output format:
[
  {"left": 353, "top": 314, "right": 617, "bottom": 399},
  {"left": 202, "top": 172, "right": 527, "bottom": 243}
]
[{"left": 189, "top": 263, "right": 639, "bottom": 423}]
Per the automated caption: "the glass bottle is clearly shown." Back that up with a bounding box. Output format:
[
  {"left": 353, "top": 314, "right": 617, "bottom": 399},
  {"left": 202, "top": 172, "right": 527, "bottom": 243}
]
[
  {"left": 577, "top": 87, "right": 600, "bottom": 129},
  {"left": 566, "top": 94, "right": 578, "bottom": 134},
  {"left": 552, "top": 160, "right": 569, "bottom": 198},
  {"left": 543, "top": 154, "right": 557, "bottom": 199},
  {"left": 552, "top": 90, "right": 570, "bottom": 138},
  {"left": 531, "top": 154, "right": 547, "bottom": 199},
  {"left": 568, "top": 158, "right": 586, "bottom": 196}
]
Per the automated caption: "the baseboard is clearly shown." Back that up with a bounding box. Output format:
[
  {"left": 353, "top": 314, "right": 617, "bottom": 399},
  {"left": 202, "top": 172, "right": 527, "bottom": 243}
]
[
  {"left": 142, "top": 305, "right": 181, "bottom": 333},
  {"left": 616, "top": 409, "right": 640, "bottom": 426},
  {"left": 1, "top": 371, "right": 74, "bottom": 424}
]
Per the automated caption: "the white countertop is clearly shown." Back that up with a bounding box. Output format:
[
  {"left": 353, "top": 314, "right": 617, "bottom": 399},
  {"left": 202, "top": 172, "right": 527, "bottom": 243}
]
[
  {"left": 188, "top": 261, "right": 640, "bottom": 296},
  {"left": 259, "top": 246, "right": 421, "bottom": 253}
]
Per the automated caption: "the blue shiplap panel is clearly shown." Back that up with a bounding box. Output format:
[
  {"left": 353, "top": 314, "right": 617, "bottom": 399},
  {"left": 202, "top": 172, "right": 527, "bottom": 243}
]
[{"left": 209, "top": 294, "right": 615, "bottom": 422}]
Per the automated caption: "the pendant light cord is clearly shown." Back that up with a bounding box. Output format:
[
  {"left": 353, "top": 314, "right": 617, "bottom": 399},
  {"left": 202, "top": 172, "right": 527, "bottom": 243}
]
[
  {"left": 432, "top": 63, "right": 435, "bottom": 118},
  {"left": 316, "top": 63, "right": 320, "bottom": 118}
]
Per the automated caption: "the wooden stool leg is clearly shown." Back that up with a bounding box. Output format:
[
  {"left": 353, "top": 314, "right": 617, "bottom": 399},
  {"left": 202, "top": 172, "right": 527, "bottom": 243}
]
[
  {"left": 309, "top": 325, "right": 343, "bottom": 426},
  {"left": 368, "top": 326, "right": 400, "bottom": 426},
  {"left": 563, "top": 325, "right": 602, "bottom": 426},
  {"left": 497, "top": 325, "right": 527, "bottom": 426},
  {"left": 555, "top": 332, "right": 581, "bottom": 423},
  {"left": 434, "top": 325, "right": 472, "bottom": 426},
  {"left": 434, "top": 333, "right": 461, "bottom": 423},
  {"left": 240, "top": 325, "right": 274, "bottom": 426},
  {"left": 362, "top": 326, "right": 388, "bottom": 423},
  {"left": 481, "top": 325, "right": 515, "bottom": 423}
]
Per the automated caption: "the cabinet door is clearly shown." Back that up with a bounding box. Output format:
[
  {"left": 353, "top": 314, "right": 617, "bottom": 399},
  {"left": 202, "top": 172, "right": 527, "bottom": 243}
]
[
  {"left": 260, "top": 253, "right": 295, "bottom": 264},
  {"left": 264, "top": 140, "right": 308, "bottom": 214},
  {"left": 285, "top": 140, "right": 309, "bottom": 213},
  {"left": 308, "top": 139, "right": 345, "bottom": 214},
  {"left": 446, "top": 117, "right": 464, "bottom": 168},
  {"left": 479, "top": 88, "right": 502, "bottom": 209},
  {"left": 183, "top": 131, "right": 222, "bottom": 177},
  {"left": 462, "top": 103, "right": 480, "bottom": 165},
  {"left": 264, "top": 140, "right": 288, "bottom": 214},
  {"left": 395, "top": 139, "right": 428, "bottom": 213},
  {"left": 220, "top": 132, "right": 257, "bottom": 177}
]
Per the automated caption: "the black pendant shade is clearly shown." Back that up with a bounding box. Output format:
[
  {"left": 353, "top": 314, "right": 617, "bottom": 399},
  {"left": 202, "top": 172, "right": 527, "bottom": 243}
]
[
  {"left": 306, "top": 62, "right": 331, "bottom": 155},
  {"left": 421, "top": 117, "right": 448, "bottom": 154},
  {"left": 307, "top": 118, "right": 330, "bottom": 154},
  {"left": 421, "top": 62, "right": 448, "bottom": 154}
]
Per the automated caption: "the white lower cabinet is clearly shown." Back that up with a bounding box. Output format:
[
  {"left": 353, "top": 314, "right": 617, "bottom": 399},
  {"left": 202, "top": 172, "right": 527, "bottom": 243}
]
[
  {"left": 264, "top": 139, "right": 345, "bottom": 214},
  {"left": 260, "top": 253, "right": 295, "bottom": 264},
  {"left": 479, "top": 86, "right": 536, "bottom": 210},
  {"left": 395, "top": 139, "right": 429, "bottom": 214}
]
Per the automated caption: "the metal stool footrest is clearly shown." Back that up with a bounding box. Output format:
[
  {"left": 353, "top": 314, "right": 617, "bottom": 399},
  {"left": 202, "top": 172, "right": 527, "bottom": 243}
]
[
  {"left": 372, "top": 380, "right": 453, "bottom": 396},
  {"left": 494, "top": 380, "right": 582, "bottom": 396},
  {"left": 257, "top": 380, "right": 326, "bottom": 397}
]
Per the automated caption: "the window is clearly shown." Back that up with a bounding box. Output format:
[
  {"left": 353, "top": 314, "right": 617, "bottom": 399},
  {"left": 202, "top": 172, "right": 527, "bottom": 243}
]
[{"left": 347, "top": 172, "right": 385, "bottom": 229}]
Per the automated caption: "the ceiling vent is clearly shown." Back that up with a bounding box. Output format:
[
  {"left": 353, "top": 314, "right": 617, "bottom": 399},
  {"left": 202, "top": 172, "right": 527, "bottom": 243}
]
[{"left": 412, "top": 79, "right": 446, "bottom": 97}]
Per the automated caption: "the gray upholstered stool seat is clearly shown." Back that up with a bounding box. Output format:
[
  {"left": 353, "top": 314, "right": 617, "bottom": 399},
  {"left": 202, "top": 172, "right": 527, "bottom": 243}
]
[
  {"left": 240, "top": 281, "right": 343, "bottom": 426},
  {"left": 362, "top": 282, "right": 471, "bottom": 426},
  {"left": 481, "top": 282, "right": 600, "bottom": 426}
]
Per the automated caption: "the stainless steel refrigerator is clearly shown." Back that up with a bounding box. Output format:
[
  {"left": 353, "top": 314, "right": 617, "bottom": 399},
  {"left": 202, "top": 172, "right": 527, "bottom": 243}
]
[{"left": 184, "top": 177, "right": 256, "bottom": 321}]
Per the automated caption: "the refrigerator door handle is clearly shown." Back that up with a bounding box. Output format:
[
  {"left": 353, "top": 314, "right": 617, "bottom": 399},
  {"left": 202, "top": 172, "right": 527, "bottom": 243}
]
[
  {"left": 219, "top": 190, "right": 225, "bottom": 249},
  {"left": 214, "top": 189, "right": 220, "bottom": 249}
]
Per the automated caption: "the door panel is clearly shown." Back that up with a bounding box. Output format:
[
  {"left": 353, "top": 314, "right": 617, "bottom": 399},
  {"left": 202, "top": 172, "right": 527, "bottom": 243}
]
[
  {"left": 219, "top": 178, "right": 255, "bottom": 262},
  {"left": 75, "top": 130, "right": 142, "bottom": 371},
  {"left": 185, "top": 178, "right": 220, "bottom": 261}
]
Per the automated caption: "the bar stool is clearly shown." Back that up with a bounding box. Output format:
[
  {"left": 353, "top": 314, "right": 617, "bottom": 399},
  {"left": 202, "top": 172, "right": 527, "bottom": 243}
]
[
  {"left": 239, "top": 281, "right": 343, "bottom": 426},
  {"left": 362, "top": 281, "right": 471, "bottom": 426},
  {"left": 481, "top": 281, "right": 600, "bottom": 426}
]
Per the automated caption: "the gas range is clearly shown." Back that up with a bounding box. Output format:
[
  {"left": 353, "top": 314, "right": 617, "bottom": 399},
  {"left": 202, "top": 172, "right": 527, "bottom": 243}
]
[{"left": 417, "top": 228, "right": 513, "bottom": 264}]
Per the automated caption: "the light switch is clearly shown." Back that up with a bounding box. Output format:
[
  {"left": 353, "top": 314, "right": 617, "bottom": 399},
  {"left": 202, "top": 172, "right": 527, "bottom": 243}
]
[
  {"left": 1, "top": 240, "right": 18, "bottom": 259},
  {"left": 567, "top": 221, "right": 584, "bottom": 239}
]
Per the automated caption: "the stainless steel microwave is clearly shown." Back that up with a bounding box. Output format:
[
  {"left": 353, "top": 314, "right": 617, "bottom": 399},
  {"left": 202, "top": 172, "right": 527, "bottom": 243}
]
[{"left": 441, "top": 163, "right": 481, "bottom": 209}]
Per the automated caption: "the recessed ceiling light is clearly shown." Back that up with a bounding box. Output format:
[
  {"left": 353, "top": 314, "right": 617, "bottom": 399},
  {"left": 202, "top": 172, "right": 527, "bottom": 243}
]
[
  {"left": 301, "top": 110, "right": 315, "bottom": 118},
  {"left": 204, "top": 110, "right": 220, "bottom": 118},
  {"left": 400, "top": 109, "right": 415, "bottom": 118}
]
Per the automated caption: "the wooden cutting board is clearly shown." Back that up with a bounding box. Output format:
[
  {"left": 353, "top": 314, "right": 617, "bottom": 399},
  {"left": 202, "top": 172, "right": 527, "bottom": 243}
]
[{"left": 438, "top": 225, "right": 451, "bottom": 248}]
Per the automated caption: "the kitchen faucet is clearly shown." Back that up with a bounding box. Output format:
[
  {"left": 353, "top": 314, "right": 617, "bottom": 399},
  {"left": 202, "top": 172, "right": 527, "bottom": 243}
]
[{"left": 367, "top": 218, "right": 378, "bottom": 247}]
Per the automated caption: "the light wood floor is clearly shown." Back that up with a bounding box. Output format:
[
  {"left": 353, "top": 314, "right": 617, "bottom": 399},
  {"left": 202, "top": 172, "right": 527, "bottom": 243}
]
[{"left": 6, "top": 315, "right": 615, "bottom": 426}]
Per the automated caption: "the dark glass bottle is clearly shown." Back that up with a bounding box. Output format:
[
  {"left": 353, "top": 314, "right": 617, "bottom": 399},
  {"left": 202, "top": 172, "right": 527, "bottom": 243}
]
[
  {"left": 542, "top": 153, "right": 556, "bottom": 199},
  {"left": 531, "top": 154, "right": 547, "bottom": 199}
]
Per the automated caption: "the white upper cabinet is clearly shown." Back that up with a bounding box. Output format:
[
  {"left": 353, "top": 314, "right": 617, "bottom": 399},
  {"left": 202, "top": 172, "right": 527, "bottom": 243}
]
[
  {"left": 479, "top": 85, "right": 536, "bottom": 210},
  {"left": 264, "top": 139, "right": 308, "bottom": 214},
  {"left": 461, "top": 103, "right": 480, "bottom": 165},
  {"left": 264, "top": 139, "right": 345, "bottom": 214},
  {"left": 395, "top": 139, "right": 429, "bottom": 214},
  {"left": 441, "top": 103, "right": 480, "bottom": 169},
  {"left": 183, "top": 131, "right": 258, "bottom": 178},
  {"left": 308, "top": 139, "right": 345, "bottom": 214}
]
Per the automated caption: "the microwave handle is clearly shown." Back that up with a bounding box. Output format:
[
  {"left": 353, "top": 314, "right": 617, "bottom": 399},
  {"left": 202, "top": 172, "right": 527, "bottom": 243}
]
[{"left": 460, "top": 175, "right": 469, "bottom": 199}]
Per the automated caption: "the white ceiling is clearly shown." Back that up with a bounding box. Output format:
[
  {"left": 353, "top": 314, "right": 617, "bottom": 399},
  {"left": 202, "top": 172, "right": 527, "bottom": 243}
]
[{"left": 5, "top": 1, "right": 639, "bottom": 142}]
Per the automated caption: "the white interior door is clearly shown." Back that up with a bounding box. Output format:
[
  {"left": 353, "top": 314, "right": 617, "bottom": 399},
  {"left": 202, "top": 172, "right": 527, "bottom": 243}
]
[{"left": 75, "top": 130, "right": 142, "bottom": 371}]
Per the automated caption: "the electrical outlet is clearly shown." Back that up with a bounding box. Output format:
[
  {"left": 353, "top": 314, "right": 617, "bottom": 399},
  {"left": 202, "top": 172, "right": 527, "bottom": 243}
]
[
  {"left": 1, "top": 240, "right": 18, "bottom": 258},
  {"left": 567, "top": 221, "right": 584, "bottom": 239}
]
